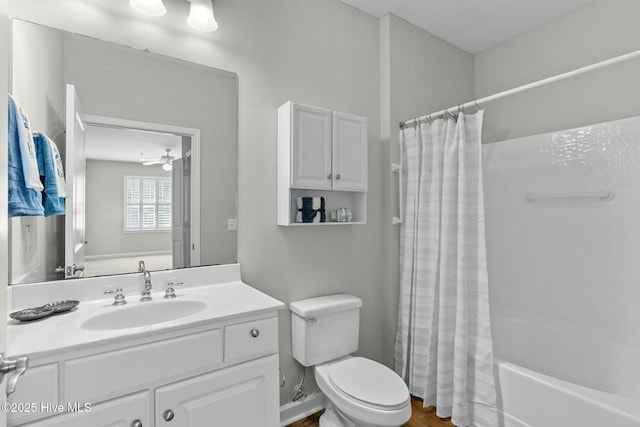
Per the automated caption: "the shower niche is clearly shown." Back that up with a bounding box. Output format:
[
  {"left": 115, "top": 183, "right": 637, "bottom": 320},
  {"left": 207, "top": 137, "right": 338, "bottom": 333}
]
[{"left": 277, "top": 101, "right": 368, "bottom": 226}]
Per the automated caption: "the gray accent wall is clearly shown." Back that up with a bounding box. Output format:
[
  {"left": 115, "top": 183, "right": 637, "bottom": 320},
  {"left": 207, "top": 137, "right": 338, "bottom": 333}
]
[
  {"left": 9, "top": 20, "right": 65, "bottom": 283},
  {"left": 85, "top": 159, "right": 171, "bottom": 258},
  {"left": 475, "top": 0, "right": 640, "bottom": 144}
]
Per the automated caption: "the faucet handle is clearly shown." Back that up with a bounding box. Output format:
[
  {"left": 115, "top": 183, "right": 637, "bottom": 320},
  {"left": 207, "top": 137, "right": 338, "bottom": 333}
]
[
  {"left": 164, "top": 281, "right": 183, "bottom": 299},
  {"left": 104, "top": 288, "right": 127, "bottom": 306}
]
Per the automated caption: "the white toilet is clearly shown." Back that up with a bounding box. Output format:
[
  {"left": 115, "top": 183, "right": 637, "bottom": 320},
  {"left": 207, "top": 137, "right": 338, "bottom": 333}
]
[{"left": 290, "top": 294, "right": 411, "bottom": 427}]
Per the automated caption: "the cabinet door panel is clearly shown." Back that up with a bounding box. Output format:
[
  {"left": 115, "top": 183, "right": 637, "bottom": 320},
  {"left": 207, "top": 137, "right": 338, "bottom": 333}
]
[
  {"left": 291, "top": 104, "right": 332, "bottom": 190},
  {"left": 24, "top": 392, "right": 150, "bottom": 427},
  {"left": 156, "top": 355, "right": 279, "bottom": 427},
  {"left": 332, "top": 111, "right": 367, "bottom": 191}
]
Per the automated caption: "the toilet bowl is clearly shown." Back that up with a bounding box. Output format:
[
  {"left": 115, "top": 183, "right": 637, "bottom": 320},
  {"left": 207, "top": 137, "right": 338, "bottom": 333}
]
[
  {"left": 314, "top": 356, "right": 411, "bottom": 427},
  {"left": 289, "top": 294, "right": 412, "bottom": 427}
]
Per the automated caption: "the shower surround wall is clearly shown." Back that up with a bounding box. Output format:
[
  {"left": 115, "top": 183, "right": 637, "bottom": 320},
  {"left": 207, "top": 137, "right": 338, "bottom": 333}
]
[{"left": 483, "top": 116, "right": 640, "bottom": 425}]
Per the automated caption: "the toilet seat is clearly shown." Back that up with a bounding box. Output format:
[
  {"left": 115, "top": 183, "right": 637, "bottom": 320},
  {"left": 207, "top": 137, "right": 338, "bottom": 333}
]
[{"left": 328, "top": 357, "right": 409, "bottom": 410}]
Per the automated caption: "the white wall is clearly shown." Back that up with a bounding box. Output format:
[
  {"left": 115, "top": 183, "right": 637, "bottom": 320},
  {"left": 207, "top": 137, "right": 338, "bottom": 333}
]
[
  {"left": 9, "top": 19, "right": 65, "bottom": 283},
  {"left": 85, "top": 160, "right": 172, "bottom": 257}
]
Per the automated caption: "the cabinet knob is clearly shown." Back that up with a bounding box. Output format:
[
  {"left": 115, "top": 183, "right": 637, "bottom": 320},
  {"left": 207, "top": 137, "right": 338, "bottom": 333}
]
[
  {"left": 327, "top": 173, "right": 332, "bottom": 180},
  {"left": 335, "top": 174, "right": 341, "bottom": 180},
  {"left": 250, "top": 328, "right": 260, "bottom": 338},
  {"left": 131, "top": 420, "right": 143, "bottom": 427},
  {"left": 163, "top": 409, "right": 175, "bottom": 421}
]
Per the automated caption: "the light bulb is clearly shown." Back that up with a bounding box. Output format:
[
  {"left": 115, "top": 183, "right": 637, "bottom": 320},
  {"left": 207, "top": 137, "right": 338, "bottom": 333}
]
[
  {"left": 187, "top": 0, "right": 218, "bottom": 32},
  {"left": 162, "top": 163, "right": 173, "bottom": 171},
  {"left": 130, "top": 0, "right": 167, "bottom": 16}
]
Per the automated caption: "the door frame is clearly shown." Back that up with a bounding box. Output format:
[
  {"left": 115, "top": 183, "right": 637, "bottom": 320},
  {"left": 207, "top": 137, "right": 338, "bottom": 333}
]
[{"left": 83, "top": 115, "right": 201, "bottom": 266}]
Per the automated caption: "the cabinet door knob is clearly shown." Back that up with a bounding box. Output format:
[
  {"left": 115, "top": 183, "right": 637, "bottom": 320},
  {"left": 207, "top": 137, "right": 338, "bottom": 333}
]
[
  {"left": 335, "top": 174, "right": 341, "bottom": 180},
  {"left": 250, "top": 328, "right": 260, "bottom": 338},
  {"left": 131, "top": 420, "right": 143, "bottom": 427},
  {"left": 327, "top": 173, "right": 332, "bottom": 180},
  {"left": 163, "top": 409, "right": 175, "bottom": 421}
]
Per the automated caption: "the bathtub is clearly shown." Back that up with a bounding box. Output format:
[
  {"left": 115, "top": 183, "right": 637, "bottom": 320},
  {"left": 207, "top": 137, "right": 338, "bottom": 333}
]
[{"left": 492, "top": 315, "right": 640, "bottom": 427}]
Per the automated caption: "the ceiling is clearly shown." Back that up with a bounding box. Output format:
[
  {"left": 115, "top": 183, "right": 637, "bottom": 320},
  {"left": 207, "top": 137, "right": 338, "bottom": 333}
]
[
  {"left": 340, "top": 0, "right": 594, "bottom": 53},
  {"left": 85, "top": 125, "right": 182, "bottom": 164}
]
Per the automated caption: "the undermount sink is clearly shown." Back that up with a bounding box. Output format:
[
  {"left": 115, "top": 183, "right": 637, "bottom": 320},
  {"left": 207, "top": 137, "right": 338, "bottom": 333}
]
[{"left": 81, "top": 300, "right": 208, "bottom": 330}]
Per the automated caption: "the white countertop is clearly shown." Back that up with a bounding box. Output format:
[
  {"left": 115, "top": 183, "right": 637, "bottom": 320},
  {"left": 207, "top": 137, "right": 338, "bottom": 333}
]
[{"left": 8, "top": 276, "right": 284, "bottom": 359}]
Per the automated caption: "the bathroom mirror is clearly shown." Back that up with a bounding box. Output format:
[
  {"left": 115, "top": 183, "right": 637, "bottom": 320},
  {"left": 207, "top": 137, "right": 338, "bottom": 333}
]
[{"left": 8, "top": 19, "right": 238, "bottom": 284}]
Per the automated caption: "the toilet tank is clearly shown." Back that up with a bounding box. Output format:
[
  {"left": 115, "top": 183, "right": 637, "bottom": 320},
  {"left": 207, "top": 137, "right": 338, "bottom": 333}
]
[{"left": 290, "top": 294, "right": 362, "bottom": 367}]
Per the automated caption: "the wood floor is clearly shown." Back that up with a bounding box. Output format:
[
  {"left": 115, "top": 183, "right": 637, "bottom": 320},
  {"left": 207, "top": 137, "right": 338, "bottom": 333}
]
[{"left": 287, "top": 396, "right": 455, "bottom": 427}]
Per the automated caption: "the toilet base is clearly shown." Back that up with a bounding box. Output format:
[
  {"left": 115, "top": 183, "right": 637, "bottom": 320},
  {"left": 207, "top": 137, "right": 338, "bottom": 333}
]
[{"left": 320, "top": 402, "right": 356, "bottom": 427}]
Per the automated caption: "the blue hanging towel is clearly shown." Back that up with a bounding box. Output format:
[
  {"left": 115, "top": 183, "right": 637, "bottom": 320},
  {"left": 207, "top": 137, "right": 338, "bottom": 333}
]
[
  {"left": 34, "top": 133, "right": 66, "bottom": 216},
  {"left": 8, "top": 95, "right": 44, "bottom": 217}
]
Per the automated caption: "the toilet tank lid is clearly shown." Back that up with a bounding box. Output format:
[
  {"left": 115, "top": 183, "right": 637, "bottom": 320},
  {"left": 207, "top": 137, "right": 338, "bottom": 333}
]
[{"left": 290, "top": 294, "right": 362, "bottom": 317}]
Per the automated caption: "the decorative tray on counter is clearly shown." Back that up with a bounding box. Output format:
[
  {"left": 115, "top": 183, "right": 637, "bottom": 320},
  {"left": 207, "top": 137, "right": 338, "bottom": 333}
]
[{"left": 9, "top": 300, "right": 80, "bottom": 322}]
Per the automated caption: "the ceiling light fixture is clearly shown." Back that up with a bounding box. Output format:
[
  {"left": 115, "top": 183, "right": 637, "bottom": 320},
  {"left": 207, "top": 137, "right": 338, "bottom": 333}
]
[
  {"left": 187, "top": 0, "right": 219, "bottom": 32},
  {"left": 129, "top": 0, "right": 167, "bottom": 17},
  {"left": 162, "top": 163, "right": 173, "bottom": 171}
]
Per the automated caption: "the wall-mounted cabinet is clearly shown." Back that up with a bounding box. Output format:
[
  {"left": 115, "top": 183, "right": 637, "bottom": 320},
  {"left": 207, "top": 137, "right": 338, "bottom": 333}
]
[{"left": 278, "top": 101, "right": 367, "bottom": 226}]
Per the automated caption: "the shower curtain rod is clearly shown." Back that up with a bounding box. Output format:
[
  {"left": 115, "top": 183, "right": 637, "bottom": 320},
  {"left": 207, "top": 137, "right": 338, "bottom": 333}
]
[{"left": 399, "top": 48, "right": 640, "bottom": 129}]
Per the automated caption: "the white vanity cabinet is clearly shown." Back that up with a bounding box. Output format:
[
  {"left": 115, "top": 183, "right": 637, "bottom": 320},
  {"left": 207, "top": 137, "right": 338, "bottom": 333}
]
[
  {"left": 278, "top": 101, "right": 367, "bottom": 225},
  {"left": 9, "top": 314, "right": 280, "bottom": 427}
]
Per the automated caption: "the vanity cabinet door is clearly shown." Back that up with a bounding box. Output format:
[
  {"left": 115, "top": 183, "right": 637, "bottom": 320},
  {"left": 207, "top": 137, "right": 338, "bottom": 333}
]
[
  {"left": 155, "top": 354, "right": 279, "bottom": 427},
  {"left": 22, "top": 391, "right": 150, "bottom": 427}
]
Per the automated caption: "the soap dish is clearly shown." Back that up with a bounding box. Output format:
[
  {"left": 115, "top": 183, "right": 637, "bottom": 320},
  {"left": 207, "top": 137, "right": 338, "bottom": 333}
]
[
  {"left": 42, "top": 300, "right": 80, "bottom": 313},
  {"left": 9, "top": 307, "right": 55, "bottom": 322}
]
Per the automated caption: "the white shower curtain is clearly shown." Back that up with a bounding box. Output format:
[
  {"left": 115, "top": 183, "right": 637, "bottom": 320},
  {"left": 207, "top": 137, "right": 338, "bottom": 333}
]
[{"left": 394, "top": 111, "right": 498, "bottom": 427}]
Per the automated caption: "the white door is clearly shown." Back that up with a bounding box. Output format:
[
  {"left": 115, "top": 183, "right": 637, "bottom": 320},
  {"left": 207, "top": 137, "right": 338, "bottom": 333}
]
[
  {"left": 331, "top": 111, "right": 367, "bottom": 192},
  {"left": 172, "top": 158, "right": 185, "bottom": 268},
  {"left": 64, "top": 84, "right": 87, "bottom": 278},
  {"left": 291, "top": 103, "right": 332, "bottom": 190}
]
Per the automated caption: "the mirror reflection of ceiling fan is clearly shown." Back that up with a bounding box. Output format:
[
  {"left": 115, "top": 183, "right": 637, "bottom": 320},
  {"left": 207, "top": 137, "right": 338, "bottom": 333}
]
[{"left": 141, "top": 148, "right": 174, "bottom": 171}]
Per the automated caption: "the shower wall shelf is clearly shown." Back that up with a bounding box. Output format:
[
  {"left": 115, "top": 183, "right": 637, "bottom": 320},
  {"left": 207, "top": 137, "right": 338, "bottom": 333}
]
[{"left": 525, "top": 190, "right": 615, "bottom": 202}]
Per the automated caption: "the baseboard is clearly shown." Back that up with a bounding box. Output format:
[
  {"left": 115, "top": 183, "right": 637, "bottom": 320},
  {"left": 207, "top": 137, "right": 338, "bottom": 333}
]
[{"left": 280, "top": 392, "right": 326, "bottom": 427}]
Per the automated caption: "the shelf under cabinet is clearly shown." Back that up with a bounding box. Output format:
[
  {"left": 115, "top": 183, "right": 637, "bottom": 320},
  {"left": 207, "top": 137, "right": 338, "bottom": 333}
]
[{"left": 278, "top": 188, "right": 366, "bottom": 226}]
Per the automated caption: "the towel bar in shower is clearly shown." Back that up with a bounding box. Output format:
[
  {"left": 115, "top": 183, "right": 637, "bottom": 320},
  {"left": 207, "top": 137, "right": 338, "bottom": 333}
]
[{"left": 525, "top": 189, "right": 615, "bottom": 202}]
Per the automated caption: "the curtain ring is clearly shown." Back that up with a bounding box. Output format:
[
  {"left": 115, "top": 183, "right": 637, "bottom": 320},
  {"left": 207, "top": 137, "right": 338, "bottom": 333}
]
[{"left": 474, "top": 100, "right": 480, "bottom": 112}]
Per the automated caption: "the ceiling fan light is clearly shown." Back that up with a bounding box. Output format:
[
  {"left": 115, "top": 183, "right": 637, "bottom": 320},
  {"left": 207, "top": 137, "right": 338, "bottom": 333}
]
[
  {"left": 162, "top": 163, "right": 173, "bottom": 171},
  {"left": 130, "top": 0, "right": 167, "bottom": 17},
  {"left": 187, "top": 0, "right": 219, "bottom": 32}
]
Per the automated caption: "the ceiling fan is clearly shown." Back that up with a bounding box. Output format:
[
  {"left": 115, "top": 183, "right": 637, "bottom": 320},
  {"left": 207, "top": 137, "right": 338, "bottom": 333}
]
[{"left": 141, "top": 148, "right": 174, "bottom": 171}]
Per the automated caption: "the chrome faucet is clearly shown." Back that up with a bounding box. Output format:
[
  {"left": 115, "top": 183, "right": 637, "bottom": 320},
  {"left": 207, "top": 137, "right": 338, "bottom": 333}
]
[{"left": 139, "top": 260, "right": 152, "bottom": 302}]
